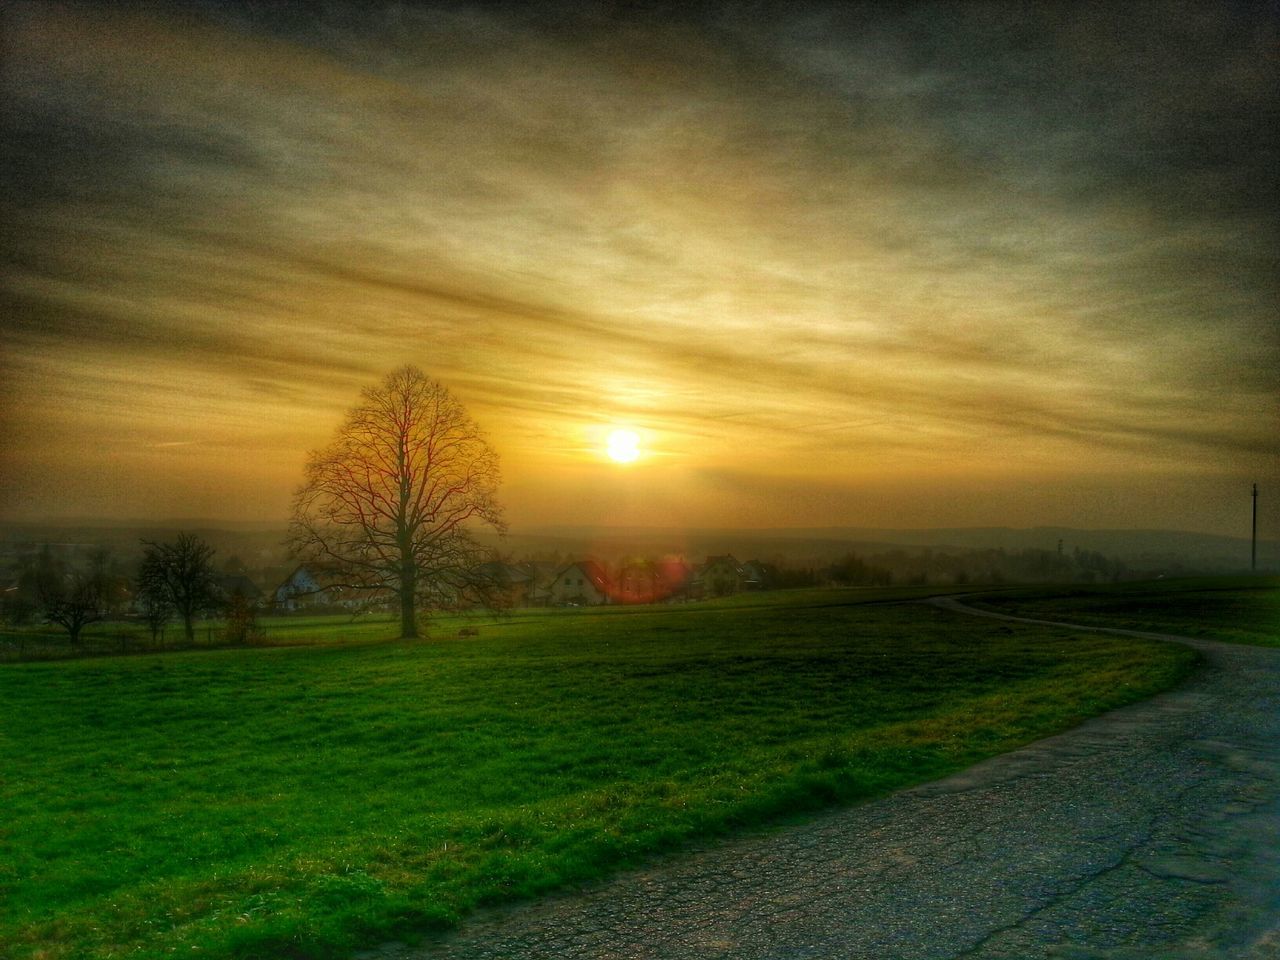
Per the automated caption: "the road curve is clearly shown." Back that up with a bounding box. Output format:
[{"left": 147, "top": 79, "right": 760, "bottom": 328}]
[{"left": 378, "top": 598, "right": 1280, "bottom": 960}]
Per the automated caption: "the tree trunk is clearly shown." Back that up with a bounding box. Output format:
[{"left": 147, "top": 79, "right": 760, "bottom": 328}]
[
  {"left": 183, "top": 614, "right": 195, "bottom": 644},
  {"left": 400, "top": 563, "right": 418, "bottom": 639}
]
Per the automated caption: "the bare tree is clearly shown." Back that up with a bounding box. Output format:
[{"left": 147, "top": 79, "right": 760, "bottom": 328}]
[
  {"left": 30, "top": 546, "right": 109, "bottom": 644},
  {"left": 289, "top": 366, "right": 506, "bottom": 639},
  {"left": 138, "top": 590, "right": 173, "bottom": 646},
  {"left": 137, "top": 534, "right": 218, "bottom": 644}
]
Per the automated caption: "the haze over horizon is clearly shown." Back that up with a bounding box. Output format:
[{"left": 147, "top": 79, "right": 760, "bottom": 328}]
[{"left": 3, "top": 1, "right": 1277, "bottom": 539}]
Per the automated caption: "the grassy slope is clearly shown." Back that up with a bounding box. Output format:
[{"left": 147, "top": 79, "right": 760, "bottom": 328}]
[
  {"left": 968, "top": 575, "right": 1280, "bottom": 647},
  {"left": 1, "top": 590, "right": 1195, "bottom": 959}
]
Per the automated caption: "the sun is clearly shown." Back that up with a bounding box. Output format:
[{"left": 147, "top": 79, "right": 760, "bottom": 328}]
[{"left": 605, "top": 428, "right": 641, "bottom": 464}]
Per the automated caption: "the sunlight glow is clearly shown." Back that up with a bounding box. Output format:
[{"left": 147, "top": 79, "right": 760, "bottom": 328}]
[{"left": 606, "top": 429, "right": 641, "bottom": 464}]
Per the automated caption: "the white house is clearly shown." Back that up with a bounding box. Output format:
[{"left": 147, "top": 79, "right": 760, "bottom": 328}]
[
  {"left": 273, "top": 565, "right": 332, "bottom": 611},
  {"left": 272, "top": 564, "right": 384, "bottom": 612},
  {"left": 548, "top": 560, "right": 612, "bottom": 606}
]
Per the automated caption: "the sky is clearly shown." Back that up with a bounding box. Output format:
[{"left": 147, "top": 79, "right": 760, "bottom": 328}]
[{"left": 2, "top": 0, "right": 1277, "bottom": 537}]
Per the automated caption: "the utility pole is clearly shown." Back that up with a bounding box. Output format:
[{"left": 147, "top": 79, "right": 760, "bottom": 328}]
[{"left": 1252, "top": 482, "right": 1258, "bottom": 572}]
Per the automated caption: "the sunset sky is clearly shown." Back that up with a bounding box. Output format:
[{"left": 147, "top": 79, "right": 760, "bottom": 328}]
[{"left": 2, "top": 1, "right": 1277, "bottom": 536}]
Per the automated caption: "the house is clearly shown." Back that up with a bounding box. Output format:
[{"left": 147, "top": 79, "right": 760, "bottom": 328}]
[
  {"left": 617, "top": 556, "right": 696, "bottom": 604},
  {"left": 701, "top": 555, "right": 746, "bottom": 597},
  {"left": 738, "top": 560, "right": 778, "bottom": 591},
  {"left": 548, "top": 560, "right": 612, "bottom": 606},
  {"left": 477, "top": 561, "right": 537, "bottom": 608},
  {"left": 273, "top": 564, "right": 385, "bottom": 612},
  {"left": 274, "top": 565, "right": 332, "bottom": 611},
  {"left": 655, "top": 556, "right": 696, "bottom": 601},
  {"left": 521, "top": 561, "right": 560, "bottom": 607},
  {"left": 616, "top": 559, "right": 660, "bottom": 604}
]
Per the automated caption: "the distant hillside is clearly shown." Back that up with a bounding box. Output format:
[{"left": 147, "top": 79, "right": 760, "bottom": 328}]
[
  {"left": 514, "top": 525, "right": 1276, "bottom": 573},
  {"left": 765, "top": 526, "right": 1271, "bottom": 567},
  {"left": 0, "top": 520, "right": 291, "bottom": 567},
  {"left": 1, "top": 520, "right": 1273, "bottom": 575}
]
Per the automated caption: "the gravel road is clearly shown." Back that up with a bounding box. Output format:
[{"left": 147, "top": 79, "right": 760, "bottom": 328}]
[{"left": 378, "top": 599, "right": 1280, "bottom": 960}]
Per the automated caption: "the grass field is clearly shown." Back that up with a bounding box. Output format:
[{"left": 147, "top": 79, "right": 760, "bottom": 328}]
[
  {"left": 1, "top": 587, "right": 1199, "bottom": 959},
  {"left": 967, "top": 575, "right": 1280, "bottom": 647}
]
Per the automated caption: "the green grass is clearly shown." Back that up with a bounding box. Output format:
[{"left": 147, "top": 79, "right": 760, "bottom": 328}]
[
  {"left": 967, "top": 575, "right": 1280, "bottom": 647},
  {"left": 0, "top": 588, "right": 1197, "bottom": 959},
  {"left": 0, "top": 613, "right": 402, "bottom": 661}
]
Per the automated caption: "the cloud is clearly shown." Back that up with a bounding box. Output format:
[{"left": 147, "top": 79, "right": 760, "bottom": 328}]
[{"left": 1, "top": 0, "right": 1276, "bottom": 529}]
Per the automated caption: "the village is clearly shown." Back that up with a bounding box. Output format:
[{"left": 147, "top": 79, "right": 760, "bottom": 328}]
[
  {"left": 0, "top": 534, "right": 795, "bottom": 624},
  {"left": 272, "top": 555, "right": 780, "bottom": 612}
]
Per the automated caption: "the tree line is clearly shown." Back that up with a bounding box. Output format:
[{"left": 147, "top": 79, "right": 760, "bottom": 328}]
[
  {"left": 1, "top": 533, "right": 262, "bottom": 647},
  {"left": 811, "top": 545, "right": 1129, "bottom": 587}
]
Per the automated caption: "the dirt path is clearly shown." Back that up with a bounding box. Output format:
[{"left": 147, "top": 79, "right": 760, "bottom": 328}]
[{"left": 377, "top": 599, "right": 1280, "bottom": 960}]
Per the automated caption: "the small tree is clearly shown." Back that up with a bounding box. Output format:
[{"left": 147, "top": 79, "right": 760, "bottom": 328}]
[
  {"left": 137, "top": 534, "right": 218, "bottom": 644},
  {"left": 29, "top": 547, "right": 109, "bottom": 644},
  {"left": 289, "top": 366, "right": 506, "bottom": 639},
  {"left": 223, "top": 593, "right": 264, "bottom": 645}
]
